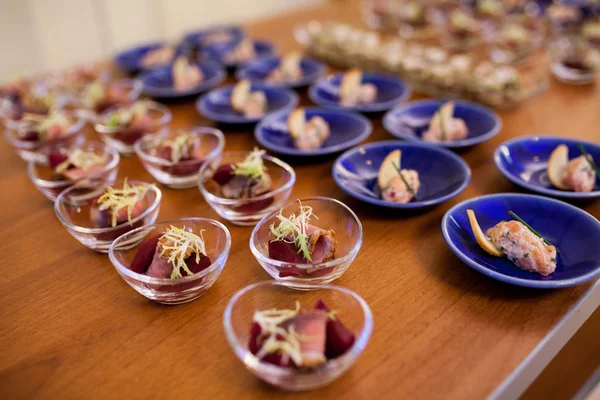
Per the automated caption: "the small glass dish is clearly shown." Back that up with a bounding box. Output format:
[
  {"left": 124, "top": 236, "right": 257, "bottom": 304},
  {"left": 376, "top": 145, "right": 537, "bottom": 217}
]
[
  {"left": 486, "top": 17, "right": 544, "bottom": 64},
  {"left": 27, "top": 140, "right": 120, "bottom": 201},
  {"left": 134, "top": 127, "right": 225, "bottom": 189},
  {"left": 94, "top": 101, "right": 172, "bottom": 156},
  {"left": 75, "top": 78, "right": 143, "bottom": 115},
  {"left": 250, "top": 197, "right": 363, "bottom": 287},
  {"left": 3, "top": 116, "right": 86, "bottom": 162},
  {"left": 550, "top": 36, "right": 600, "bottom": 85},
  {"left": 223, "top": 280, "right": 373, "bottom": 391},
  {"left": 54, "top": 179, "right": 162, "bottom": 253},
  {"left": 436, "top": 6, "right": 483, "bottom": 51},
  {"left": 197, "top": 151, "right": 296, "bottom": 226},
  {"left": 109, "top": 218, "right": 231, "bottom": 305}
]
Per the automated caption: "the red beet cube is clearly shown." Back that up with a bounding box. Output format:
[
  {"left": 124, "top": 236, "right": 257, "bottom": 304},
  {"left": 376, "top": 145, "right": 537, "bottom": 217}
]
[
  {"left": 248, "top": 322, "right": 292, "bottom": 367},
  {"left": 232, "top": 197, "right": 274, "bottom": 214},
  {"left": 48, "top": 152, "right": 69, "bottom": 169},
  {"left": 130, "top": 234, "right": 162, "bottom": 274},
  {"left": 212, "top": 164, "right": 235, "bottom": 185},
  {"left": 184, "top": 253, "right": 212, "bottom": 275},
  {"left": 269, "top": 240, "right": 307, "bottom": 264},
  {"left": 314, "top": 300, "right": 355, "bottom": 359}
]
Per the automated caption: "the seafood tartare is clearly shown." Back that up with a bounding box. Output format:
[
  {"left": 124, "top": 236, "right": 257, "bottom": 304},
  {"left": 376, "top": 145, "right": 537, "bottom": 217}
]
[
  {"left": 266, "top": 53, "right": 302, "bottom": 84},
  {"left": 172, "top": 56, "right": 203, "bottom": 91},
  {"left": 339, "top": 69, "right": 377, "bottom": 107},
  {"left": 231, "top": 79, "right": 267, "bottom": 118},
  {"left": 287, "top": 108, "right": 330, "bottom": 151},
  {"left": 422, "top": 102, "right": 468, "bottom": 143},
  {"left": 547, "top": 144, "right": 598, "bottom": 193},
  {"left": 377, "top": 149, "right": 420, "bottom": 203}
]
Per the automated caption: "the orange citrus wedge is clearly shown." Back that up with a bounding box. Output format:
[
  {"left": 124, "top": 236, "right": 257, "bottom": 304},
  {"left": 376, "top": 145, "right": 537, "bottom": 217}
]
[
  {"left": 547, "top": 144, "right": 571, "bottom": 190},
  {"left": 378, "top": 149, "right": 401, "bottom": 189},
  {"left": 467, "top": 209, "right": 503, "bottom": 257}
]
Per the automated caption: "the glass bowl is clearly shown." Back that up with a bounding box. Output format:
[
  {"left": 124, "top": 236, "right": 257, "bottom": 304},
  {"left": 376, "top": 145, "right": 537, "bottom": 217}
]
[
  {"left": 109, "top": 218, "right": 231, "bottom": 305},
  {"left": 250, "top": 197, "right": 363, "bottom": 287},
  {"left": 549, "top": 36, "right": 600, "bottom": 85},
  {"left": 94, "top": 101, "right": 172, "bottom": 156},
  {"left": 485, "top": 16, "right": 544, "bottom": 64},
  {"left": 77, "top": 78, "right": 143, "bottom": 115},
  {"left": 134, "top": 127, "right": 225, "bottom": 189},
  {"left": 54, "top": 179, "right": 162, "bottom": 253},
  {"left": 223, "top": 280, "right": 373, "bottom": 391},
  {"left": 27, "top": 140, "right": 120, "bottom": 201},
  {"left": 3, "top": 117, "right": 86, "bottom": 162},
  {"left": 197, "top": 151, "right": 296, "bottom": 226}
]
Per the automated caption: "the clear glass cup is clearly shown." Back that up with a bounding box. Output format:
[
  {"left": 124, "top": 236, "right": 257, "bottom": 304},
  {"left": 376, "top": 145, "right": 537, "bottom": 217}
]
[
  {"left": 550, "top": 36, "right": 600, "bottom": 84},
  {"left": 109, "top": 218, "right": 231, "bottom": 305},
  {"left": 27, "top": 140, "right": 120, "bottom": 201},
  {"left": 134, "top": 127, "right": 225, "bottom": 189},
  {"left": 3, "top": 116, "right": 86, "bottom": 162},
  {"left": 94, "top": 101, "right": 172, "bottom": 156},
  {"left": 71, "top": 78, "right": 143, "bottom": 115},
  {"left": 250, "top": 197, "right": 363, "bottom": 288},
  {"left": 223, "top": 280, "right": 373, "bottom": 391},
  {"left": 54, "top": 179, "right": 162, "bottom": 253},
  {"left": 197, "top": 151, "right": 296, "bottom": 226},
  {"left": 486, "top": 16, "right": 544, "bottom": 64}
]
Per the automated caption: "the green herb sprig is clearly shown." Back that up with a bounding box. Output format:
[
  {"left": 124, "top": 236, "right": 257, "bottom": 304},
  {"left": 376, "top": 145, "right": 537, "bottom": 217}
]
[
  {"left": 578, "top": 143, "right": 600, "bottom": 179},
  {"left": 508, "top": 211, "right": 557, "bottom": 251},
  {"left": 392, "top": 161, "right": 417, "bottom": 199}
]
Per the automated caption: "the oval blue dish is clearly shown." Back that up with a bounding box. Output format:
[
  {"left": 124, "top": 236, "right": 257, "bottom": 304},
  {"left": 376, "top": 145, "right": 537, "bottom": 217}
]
[
  {"left": 183, "top": 25, "right": 245, "bottom": 48},
  {"left": 196, "top": 83, "right": 298, "bottom": 125},
  {"left": 309, "top": 72, "right": 411, "bottom": 113},
  {"left": 236, "top": 56, "right": 326, "bottom": 88},
  {"left": 383, "top": 99, "right": 501, "bottom": 148},
  {"left": 115, "top": 42, "right": 176, "bottom": 75},
  {"left": 494, "top": 135, "right": 600, "bottom": 200},
  {"left": 139, "top": 61, "right": 226, "bottom": 99},
  {"left": 442, "top": 193, "right": 600, "bottom": 288},
  {"left": 202, "top": 39, "right": 276, "bottom": 68},
  {"left": 255, "top": 107, "right": 372, "bottom": 157},
  {"left": 332, "top": 141, "right": 471, "bottom": 209}
]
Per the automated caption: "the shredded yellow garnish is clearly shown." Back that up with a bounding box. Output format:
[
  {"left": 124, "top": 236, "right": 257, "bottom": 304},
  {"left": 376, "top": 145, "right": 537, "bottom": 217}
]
[
  {"left": 23, "top": 111, "right": 71, "bottom": 141},
  {"left": 233, "top": 147, "right": 267, "bottom": 181},
  {"left": 106, "top": 101, "right": 151, "bottom": 128},
  {"left": 269, "top": 201, "right": 317, "bottom": 262},
  {"left": 96, "top": 178, "right": 150, "bottom": 227},
  {"left": 55, "top": 149, "right": 107, "bottom": 174},
  {"left": 158, "top": 225, "right": 207, "bottom": 279},
  {"left": 160, "top": 131, "right": 197, "bottom": 163},
  {"left": 253, "top": 302, "right": 303, "bottom": 366},
  {"left": 83, "top": 80, "right": 105, "bottom": 108}
]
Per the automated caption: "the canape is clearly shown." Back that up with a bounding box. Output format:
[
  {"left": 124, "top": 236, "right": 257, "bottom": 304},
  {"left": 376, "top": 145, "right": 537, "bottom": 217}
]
[
  {"left": 547, "top": 143, "right": 598, "bottom": 193},
  {"left": 172, "top": 56, "right": 203, "bottom": 91},
  {"left": 134, "top": 127, "right": 225, "bottom": 189},
  {"left": 377, "top": 149, "right": 420, "bottom": 203},
  {"left": 550, "top": 36, "right": 600, "bottom": 85},
  {"left": 237, "top": 56, "right": 326, "bottom": 89},
  {"left": 95, "top": 100, "right": 172, "bottom": 156},
  {"left": 472, "top": 62, "right": 523, "bottom": 106},
  {"left": 338, "top": 68, "right": 378, "bottom": 107},
  {"left": 109, "top": 218, "right": 231, "bottom": 304},
  {"left": 266, "top": 53, "right": 303, "bottom": 84},
  {"left": 140, "top": 45, "right": 176, "bottom": 69},
  {"left": 287, "top": 108, "right": 330, "bottom": 151},
  {"left": 250, "top": 198, "right": 362, "bottom": 285},
  {"left": 422, "top": 101, "right": 468, "bottom": 143},
  {"left": 28, "top": 140, "right": 120, "bottom": 201},
  {"left": 224, "top": 38, "right": 257, "bottom": 64},
  {"left": 231, "top": 79, "right": 267, "bottom": 118},
  {"left": 4, "top": 111, "right": 86, "bottom": 162},
  {"left": 79, "top": 78, "right": 142, "bottom": 114},
  {"left": 198, "top": 148, "right": 295, "bottom": 225},
  {"left": 54, "top": 178, "right": 161, "bottom": 253}
]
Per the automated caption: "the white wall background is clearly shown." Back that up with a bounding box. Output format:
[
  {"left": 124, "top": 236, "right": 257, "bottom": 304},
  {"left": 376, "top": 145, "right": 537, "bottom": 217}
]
[{"left": 0, "top": 0, "right": 323, "bottom": 80}]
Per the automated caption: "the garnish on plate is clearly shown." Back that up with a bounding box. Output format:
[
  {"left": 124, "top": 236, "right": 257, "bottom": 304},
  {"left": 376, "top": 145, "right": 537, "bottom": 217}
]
[
  {"left": 231, "top": 79, "right": 267, "bottom": 118},
  {"left": 377, "top": 149, "right": 420, "bottom": 203},
  {"left": 547, "top": 143, "right": 597, "bottom": 193},
  {"left": 212, "top": 148, "right": 273, "bottom": 200},
  {"left": 266, "top": 53, "right": 302, "bottom": 84},
  {"left": 248, "top": 299, "right": 355, "bottom": 368},
  {"left": 287, "top": 108, "right": 330, "bottom": 151},
  {"left": 422, "top": 102, "right": 468, "bottom": 143},
  {"left": 468, "top": 209, "right": 558, "bottom": 275},
  {"left": 91, "top": 178, "right": 150, "bottom": 228},
  {"left": 339, "top": 68, "right": 377, "bottom": 107}
]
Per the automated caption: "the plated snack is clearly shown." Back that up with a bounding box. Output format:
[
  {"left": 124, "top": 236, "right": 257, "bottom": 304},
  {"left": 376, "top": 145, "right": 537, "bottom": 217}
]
[
  {"left": 0, "top": 82, "right": 57, "bottom": 126},
  {"left": 287, "top": 108, "right": 330, "bottom": 151},
  {"left": 550, "top": 37, "right": 600, "bottom": 84},
  {"left": 363, "top": 0, "right": 436, "bottom": 38},
  {"left": 377, "top": 149, "right": 419, "bottom": 203},
  {"left": 266, "top": 53, "right": 302, "bottom": 84},
  {"left": 339, "top": 69, "right": 377, "bottom": 107},
  {"left": 90, "top": 178, "right": 152, "bottom": 229},
  {"left": 547, "top": 144, "right": 598, "bottom": 193},
  {"left": 225, "top": 38, "right": 256, "bottom": 64},
  {"left": 140, "top": 45, "right": 176, "bottom": 69},
  {"left": 443, "top": 7, "right": 482, "bottom": 50},
  {"left": 231, "top": 79, "right": 267, "bottom": 118},
  {"left": 581, "top": 18, "right": 600, "bottom": 47},
  {"left": 489, "top": 21, "right": 538, "bottom": 63},
  {"left": 422, "top": 101, "right": 468, "bottom": 143},
  {"left": 80, "top": 79, "right": 141, "bottom": 114},
  {"left": 211, "top": 148, "right": 272, "bottom": 201},
  {"left": 172, "top": 56, "right": 203, "bottom": 91}
]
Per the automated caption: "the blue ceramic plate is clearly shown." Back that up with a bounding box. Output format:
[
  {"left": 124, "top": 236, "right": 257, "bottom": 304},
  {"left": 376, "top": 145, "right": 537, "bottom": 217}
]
[
  {"left": 115, "top": 42, "right": 177, "bottom": 75},
  {"left": 309, "top": 72, "right": 411, "bottom": 113},
  {"left": 383, "top": 99, "right": 501, "bottom": 148},
  {"left": 183, "top": 25, "right": 245, "bottom": 47},
  {"left": 255, "top": 107, "right": 372, "bottom": 157},
  {"left": 333, "top": 141, "right": 471, "bottom": 209},
  {"left": 494, "top": 135, "right": 600, "bottom": 200},
  {"left": 202, "top": 40, "right": 276, "bottom": 68},
  {"left": 236, "top": 56, "right": 326, "bottom": 88},
  {"left": 197, "top": 83, "right": 298, "bottom": 124},
  {"left": 442, "top": 193, "right": 600, "bottom": 288},
  {"left": 139, "top": 61, "right": 226, "bottom": 99}
]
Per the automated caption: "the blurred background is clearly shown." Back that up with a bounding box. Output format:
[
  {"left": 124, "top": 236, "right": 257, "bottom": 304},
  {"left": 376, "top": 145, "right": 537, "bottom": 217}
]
[{"left": 0, "top": 0, "right": 323, "bottom": 78}]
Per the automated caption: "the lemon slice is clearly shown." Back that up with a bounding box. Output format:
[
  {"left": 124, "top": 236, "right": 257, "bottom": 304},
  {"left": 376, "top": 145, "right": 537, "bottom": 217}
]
[
  {"left": 467, "top": 209, "right": 503, "bottom": 257},
  {"left": 231, "top": 79, "right": 251, "bottom": 112},
  {"left": 429, "top": 101, "right": 455, "bottom": 130},
  {"left": 287, "top": 108, "right": 305, "bottom": 139},
  {"left": 378, "top": 149, "right": 401, "bottom": 189},
  {"left": 340, "top": 68, "right": 362, "bottom": 100},
  {"left": 547, "top": 144, "right": 571, "bottom": 190}
]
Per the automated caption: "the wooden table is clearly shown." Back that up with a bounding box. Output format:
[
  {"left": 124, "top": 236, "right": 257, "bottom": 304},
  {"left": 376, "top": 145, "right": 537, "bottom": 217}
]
[{"left": 1, "top": 2, "right": 599, "bottom": 399}]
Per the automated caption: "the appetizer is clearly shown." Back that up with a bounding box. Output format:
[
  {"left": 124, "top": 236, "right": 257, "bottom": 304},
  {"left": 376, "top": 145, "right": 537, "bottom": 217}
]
[
  {"left": 18, "top": 111, "right": 74, "bottom": 144},
  {"left": 102, "top": 101, "right": 158, "bottom": 144},
  {"left": 129, "top": 225, "right": 211, "bottom": 279},
  {"left": 468, "top": 209, "right": 557, "bottom": 276},
  {"left": 494, "top": 23, "right": 535, "bottom": 60},
  {"left": 339, "top": 68, "right": 378, "bottom": 107},
  {"left": 90, "top": 178, "right": 150, "bottom": 228},
  {"left": 225, "top": 38, "right": 256, "bottom": 63},
  {"left": 140, "top": 45, "right": 175, "bottom": 69},
  {"left": 212, "top": 148, "right": 272, "bottom": 200},
  {"left": 377, "top": 149, "right": 420, "bottom": 203},
  {"left": 582, "top": 19, "right": 600, "bottom": 47},
  {"left": 1, "top": 84, "right": 55, "bottom": 122},
  {"left": 287, "top": 108, "right": 330, "bottom": 151},
  {"left": 268, "top": 202, "right": 337, "bottom": 266},
  {"left": 554, "top": 38, "right": 600, "bottom": 77},
  {"left": 422, "top": 102, "right": 468, "bottom": 143},
  {"left": 474, "top": 0, "right": 505, "bottom": 21},
  {"left": 172, "top": 57, "right": 203, "bottom": 91},
  {"left": 248, "top": 299, "right": 355, "bottom": 368},
  {"left": 546, "top": 4, "right": 582, "bottom": 30},
  {"left": 547, "top": 144, "right": 598, "bottom": 193},
  {"left": 472, "top": 62, "right": 521, "bottom": 105},
  {"left": 49, "top": 148, "right": 107, "bottom": 181},
  {"left": 447, "top": 8, "right": 481, "bottom": 48},
  {"left": 231, "top": 79, "right": 267, "bottom": 118},
  {"left": 150, "top": 130, "right": 206, "bottom": 176},
  {"left": 266, "top": 53, "right": 302, "bottom": 84},
  {"left": 82, "top": 80, "right": 132, "bottom": 113}
]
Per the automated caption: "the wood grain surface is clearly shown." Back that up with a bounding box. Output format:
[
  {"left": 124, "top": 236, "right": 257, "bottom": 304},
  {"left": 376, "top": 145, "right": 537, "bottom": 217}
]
[{"left": 1, "top": 2, "right": 599, "bottom": 399}]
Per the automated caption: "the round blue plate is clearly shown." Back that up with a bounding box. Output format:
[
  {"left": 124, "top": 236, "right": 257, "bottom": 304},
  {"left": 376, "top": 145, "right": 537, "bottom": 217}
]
[
  {"left": 309, "top": 72, "right": 411, "bottom": 113},
  {"left": 139, "top": 61, "right": 226, "bottom": 99},
  {"left": 235, "top": 56, "right": 326, "bottom": 88},
  {"left": 183, "top": 25, "right": 245, "bottom": 48},
  {"left": 494, "top": 135, "right": 600, "bottom": 200},
  {"left": 196, "top": 83, "right": 298, "bottom": 124},
  {"left": 333, "top": 141, "right": 471, "bottom": 209},
  {"left": 442, "top": 193, "right": 600, "bottom": 288},
  {"left": 115, "top": 42, "right": 177, "bottom": 75},
  {"left": 383, "top": 99, "right": 501, "bottom": 148},
  {"left": 255, "top": 107, "right": 372, "bottom": 157},
  {"left": 201, "top": 40, "right": 276, "bottom": 68}
]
